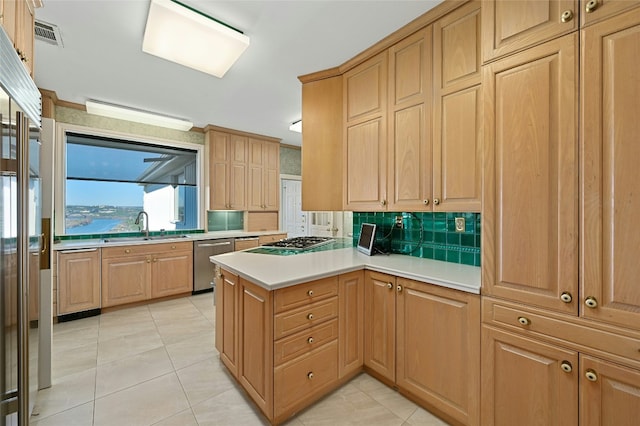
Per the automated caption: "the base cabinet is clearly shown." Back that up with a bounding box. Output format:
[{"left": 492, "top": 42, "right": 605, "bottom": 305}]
[{"left": 57, "top": 248, "right": 101, "bottom": 315}]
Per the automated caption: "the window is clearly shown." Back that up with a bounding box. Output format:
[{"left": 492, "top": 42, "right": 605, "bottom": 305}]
[{"left": 63, "top": 131, "right": 200, "bottom": 235}]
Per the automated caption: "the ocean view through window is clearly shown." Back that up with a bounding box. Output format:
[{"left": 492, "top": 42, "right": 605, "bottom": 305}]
[{"left": 64, "top": 132, "right": 199, "bottom": 235}]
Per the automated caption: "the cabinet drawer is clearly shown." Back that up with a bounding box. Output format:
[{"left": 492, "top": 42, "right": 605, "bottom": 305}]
[
  {"left": 101, "top": 241, "right": 191, "bottom": 258},
  {"left": 274, "top": 297, "right": 338, "bottom": 340},
  {"left": 274, "top": 340, "right": 338, "bottom": 418},
  {"left": 483, "top": 298, "right": 640, "bottom": 367},
  {"left": 275, "top": 319, "right": 338, "bottom": 366},
  {"left": 258, "top": 233, "right": 287, "bottom": 245},
  {"left": 274, "top": 276, "right": 338, "bottom": 313}
]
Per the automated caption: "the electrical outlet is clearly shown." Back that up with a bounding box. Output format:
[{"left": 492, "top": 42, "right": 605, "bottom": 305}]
[
  {"left": 395, "top": 215, "right": 404, "bottom": 228},
  {"left": 455, "top": 217, "right": 465, "bottom": 233}
]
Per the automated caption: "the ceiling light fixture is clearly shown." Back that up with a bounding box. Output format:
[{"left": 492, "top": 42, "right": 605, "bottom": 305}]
[
  {"left": 289, "top": 120, "right": 302, "bottom": 133},
  {"left": 142, "top": 0, "right": 250, "bottom": 78},
  {"left": 85, "top": 99, "right": 193, "bottom": 131}
]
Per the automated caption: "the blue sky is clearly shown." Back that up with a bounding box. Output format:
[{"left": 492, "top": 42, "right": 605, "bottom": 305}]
[{"left": 66, "top": 180, "right": 143, "bottom": 206}]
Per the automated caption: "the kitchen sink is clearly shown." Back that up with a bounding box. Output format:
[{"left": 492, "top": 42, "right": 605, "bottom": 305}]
[{"left": 102, "top": 235, "right": 191, "bottom": 243}]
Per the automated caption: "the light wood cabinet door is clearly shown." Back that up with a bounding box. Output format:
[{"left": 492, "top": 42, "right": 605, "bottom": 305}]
[
  {"left": 482, "top": 0, "right": 578, "bottom": 63},
  {"left": 263, "top": 141, "right": 279, "bottom": 211},
  {"left": 580, "top": 355, "right": 640, "bottom": 426},
  {"left": 581, "top": 8, "right": 640, "bottom": 331},
  {"left": 220, "top": 269, "right": 239, "bottom": 377},
  {"left": 57, "top": 249, "right": 101, "bottom": 315},
  {"left": 387, "top": 28, "right": 432, "bottom": 211},
  {"left": 16, "top": 0, "right": 33, "bottom": 75},
  {"left": 396, "top": 278, "right": 480, "bottom": 426},
  {"left": 580, "top": 0, "right": 640, "bottom": 27},
  {"left": 483, "top": 34, "right": 579, "bottom": 315},
  {"left": 248, "top": 138, "right": 265, "bottom": 211},
  {"left": 238, "top": 278, "right": 273, "bottom": 420},
  {"left": 433, "top": 1, "right": 482, "bottom": 212},
  {"left": 363, "top": 271, "right": 395, "bottom": 382},
  {"left": 344, "top": 117, "right": 387, "bottom": 211},
  {"left": 229, "top": 134, "right": 248, "bottom": 210},
  {"left": 1, "top": 0, "right": 17, "bottom": 47},
  {"left": 481, "top": 326, "right": 579, "bottom": 426},
  {"left": 209, "top": 131, "right": 230, "bottom": 210},
  {"left": 150, "top": 247, "right": 192, "bottom": 298},
  {"left": 301, "top": 76, "right": 343, "bottom": 211},
  {"left": 101, "top": 254, "right": 150, "bottom": 308},
  {"left": 248, "top": 138, "right": 279, "bottom": 211},
  {"left": 338, "top": 271, "right": 364, "bottom": 379},
  {"left": 344, "top": 51, "right": 387, "bottom": 123}
]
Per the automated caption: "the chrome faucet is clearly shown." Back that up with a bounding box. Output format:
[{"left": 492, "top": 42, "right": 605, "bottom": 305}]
[{"left": 134, "top": 211, "right": 149, "bottom": 238}]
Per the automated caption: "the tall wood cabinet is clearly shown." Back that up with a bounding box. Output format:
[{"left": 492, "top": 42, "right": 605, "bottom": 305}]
[
  {"left": 208, "top": 130, "right": 247, "bottom": 210},
  {"left": 0, "top": 0, "right": 37, "bottom": 75},
  {"left": 248, "top": 138, "right": 280, "bottom": 211}
]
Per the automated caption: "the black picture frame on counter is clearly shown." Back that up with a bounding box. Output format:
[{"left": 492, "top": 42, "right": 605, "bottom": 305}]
[{"left": 357, "top": 223, "right": 376, "bottom": 256}]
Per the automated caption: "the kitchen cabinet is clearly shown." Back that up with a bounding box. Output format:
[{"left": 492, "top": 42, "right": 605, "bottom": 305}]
[
  {"left": 216, "top": 268, "right": 240, "bottom": 377},
  {"left": 1, "top": 0, "right": 36, "bottom": 75},
  {"left": 234, "top": 237, "right": 259, "bottom": 251},
  {"left": 208, "top": 130, "right": 247, "bottom": 210},
  {"left": 580, "top": 0, "right": 640, "bottom": 27},
  {"left": 57, "top": 248, "right": 101, "bottom": 315},
  {"left": 481, "top": 325, "right": 579, "bottom": 426},
  {"left": 338, "top": 271, "right": 364, "bottom": 379},
  {"left": 481, "top": 0, "right": 578, "bottom": 63},
  {"left": 581, "top": 7, "right": 640, "bottom": 331},
  {"left": 101, "top": 242, "right": 192, "bottom": 308},
  {"left": 482, "top": 33, "right": 579, "bottom": 315},
  {"left": 432, "top": 1, "right": 482, "bottom": 212},
  {"left": 343, "top": 52, "right": 388, "bottom": 211},
  {"left": 257, "top": 233, "right": 287, "bottom": 245},
  {"left": 364, "top": 270, "right": 481, "bottom": 425},
  {"left": 248, "top": 138, "right": 279, "bottom": 211},
  {"left": 300, "top": 75, "right": 343, "bottom": 211}
]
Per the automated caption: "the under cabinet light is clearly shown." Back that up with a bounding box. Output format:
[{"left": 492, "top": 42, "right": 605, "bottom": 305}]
[
  {"left": 142, "top": 0, "right": 250, "bottom": 78},
  {"left": 289, "top": 120, "right": 302, "bottom": 133},
  {"left": 85, "top": 99, "right": 193, "bottom": 131}
]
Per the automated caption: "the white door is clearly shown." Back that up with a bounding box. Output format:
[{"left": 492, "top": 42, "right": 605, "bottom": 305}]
[
  {"left": 310, "top": 212, "right": 333, "bottom": 237},
  {"left": 281, "top": 179, "right": 307, "bottom": 237}
]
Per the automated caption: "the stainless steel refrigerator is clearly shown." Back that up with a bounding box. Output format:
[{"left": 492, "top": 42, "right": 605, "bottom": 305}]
[{"left": 0, "top": 25, "right": 43, "bottom": 425}]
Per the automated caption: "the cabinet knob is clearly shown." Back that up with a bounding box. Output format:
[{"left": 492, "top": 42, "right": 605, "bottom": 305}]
[
  {"left": 307, "top": 290, "right": 314, "bottom": 296},
  {"left": 307, "top": 337, "right": 314, "bottom": 344},
  {"left": 560, "top": 9, "right": 574, "bottom": 22},
  {"left": 387, "top": 283, "right": 393, "bottom": 289},
  {"left": 380, "top": 199, "right": 387, "bottom": 206},
  {"left": 147, "top": 258, "right": 151, "bottom": 263},
  {"left": 433, "top": 198, "right": 440, "bottom": 206},
  {"left": 518, "top": 316, "right": 531, "bottom": 326},
  {"left": 125, "top": 249, "right": 131, "bottom": 254},
  {"left": 307, "top": 372, "right": 314, "bottom": 380},
  {"left": 585, "top": 369, "right": 598, "bottom": 382},
  {"left": 585, "top": 296, "right": 598, "bottom": 308},
  {"left": 153, "top": 258, "right": 158, "bottom": 262},
  {"left": 307, "top": 313, "right": 314, "bottom": 320},
  {"left": 423, "top": 199, "right": 429, "bottom": 205},
  {"left": 585, "top": 0, "right": 599, "bottom": 13},
  {"left": 396, "top": 285, "right": 403, "bottom": 293},
  {"left": 560, "top": 292, "right": 573, "bottom": 303},
  {"left": 560, "top": 361, "right": 573, "bottom": 373}
]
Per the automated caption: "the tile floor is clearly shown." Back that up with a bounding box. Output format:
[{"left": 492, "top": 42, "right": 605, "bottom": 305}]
[{"left": 31, "top": 293, "right": 449, "bottom": 426}]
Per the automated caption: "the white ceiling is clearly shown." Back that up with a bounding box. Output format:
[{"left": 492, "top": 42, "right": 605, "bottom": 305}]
[{"left": 34, "top": 0, "right": 442, "bottom": 147}]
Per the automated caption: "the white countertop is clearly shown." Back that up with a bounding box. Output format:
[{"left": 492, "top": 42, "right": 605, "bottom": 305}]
[
  {"left": 53, "top": 230, "right": 286, "bottom": 250},
  {"left": 210, "top": 247, "right": 481, "bottom": 294}
]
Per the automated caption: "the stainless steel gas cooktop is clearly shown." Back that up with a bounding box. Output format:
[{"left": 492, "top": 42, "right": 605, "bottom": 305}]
[{"left": 261, "top": 236, "right": 334, "bottom": 250}]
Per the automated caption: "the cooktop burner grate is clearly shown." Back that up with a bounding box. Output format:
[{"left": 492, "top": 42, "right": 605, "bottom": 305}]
[{"left": 260, "top": 236, "right": 334, "bottom": 250}]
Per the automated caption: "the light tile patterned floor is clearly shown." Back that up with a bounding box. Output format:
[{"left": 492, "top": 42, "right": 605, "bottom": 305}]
[{"left": 31, "top": 293, "right": 449, "bottom": 426}]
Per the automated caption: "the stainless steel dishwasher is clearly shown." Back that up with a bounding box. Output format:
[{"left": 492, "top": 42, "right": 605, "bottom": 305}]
[{"left": 193, "top": 238, "right": 234, "bottom": 295}]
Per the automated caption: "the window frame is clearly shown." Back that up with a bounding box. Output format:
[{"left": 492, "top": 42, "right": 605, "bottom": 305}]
[{"left": 54, "top": 122, "right": 205, "bottom": 236}]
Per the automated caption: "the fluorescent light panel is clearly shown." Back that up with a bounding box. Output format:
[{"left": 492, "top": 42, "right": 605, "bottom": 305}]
[
  {"left": 289, "top": 120, "right": 302, "bottom": 133},
  {"left": 85, "top": 100, "right": 193, "bottom": 131},
  {"left": 143, "top": 0, "right": 250, "bottom": 78}
]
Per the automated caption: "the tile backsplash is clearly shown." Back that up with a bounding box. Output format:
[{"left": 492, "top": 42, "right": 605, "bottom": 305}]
[{"left": 352, "top": 212, "right": 481, "bottom": 267}]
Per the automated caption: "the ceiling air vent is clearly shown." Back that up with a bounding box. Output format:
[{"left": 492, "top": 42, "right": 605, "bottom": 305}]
[{"left": 34, "top": 20, "right": 63, "bottom": 47}]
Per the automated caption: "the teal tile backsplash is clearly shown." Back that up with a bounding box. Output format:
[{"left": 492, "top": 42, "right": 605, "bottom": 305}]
[
  {"left": 207, "top": 210, "right": 244, "bottom": 231},
  {"left": 353, "top": 212, "right": 481, "bottom": 267}
]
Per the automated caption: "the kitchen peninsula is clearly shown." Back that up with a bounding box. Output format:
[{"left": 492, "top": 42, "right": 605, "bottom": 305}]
[{"left": 210, "top": 247, "right": 481, "bottom": 425}]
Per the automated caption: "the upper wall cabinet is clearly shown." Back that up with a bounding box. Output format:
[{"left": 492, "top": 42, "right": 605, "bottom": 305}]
[
  {"left": 208, "top": 130, "right": 248, "bottom": 211},
  {"left": 248, "top": 138, "right": 280, "bottom": 211},
  {"left": 432, "top": 1, "right": 482, "bottom": 212},
  {"left": 344, "top": 52, "right": 388, "bottom": 211},
  {"left": 482, "top": 0, "right": 579, "bottom": 63},
  {"left": 580, "top": 0, "right": 640, "bottom": 27},
  {"left": 1, "top": 0, "right": 36, "bottom": 75}
]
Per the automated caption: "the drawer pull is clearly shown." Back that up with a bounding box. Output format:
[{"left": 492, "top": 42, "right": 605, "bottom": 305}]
[
  {"left": 585, "top": 296, "right": 598, "bottom": 308},
  {"left": 307, "top": 290, "right": 314, "bottom": 296},
  {"left": 560, "top": 292, "right": 573, "bottom": 303},
  {"left": 307, "top": 337, "right": 314, "bottom": 344},
  {"left": 387, "top": 283, "right": 393, "bottom": 289},
  {"left": 560, "top": 361, "right": 573, "bottom": 373},
  {"left": 518, "top": 316, "right": 531, "bottom": 326},
  {"left": 125, "top": 249, "right": 131, "bottom": 254},
  {"left": 307, "top": 313, "right": 314, "bottom": 320},
  {"left": 560, "top": 9, "right": 574, "bottom": 23},
  {"left": 585, "top": 0, "right": 599, "bottom": 13},
  {"left": 397, "top": 285, "right": 403, "bottom": 293},
  {"left": 307, "top": 372, "right": 314, "bottom": 380},
  {"left": 585, "top": 369, "right": 598, "bottom": 382}
]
